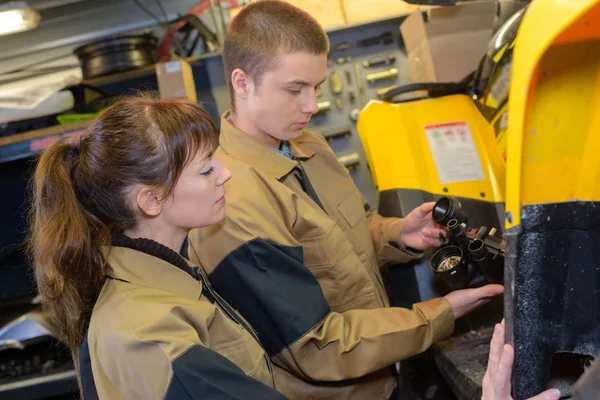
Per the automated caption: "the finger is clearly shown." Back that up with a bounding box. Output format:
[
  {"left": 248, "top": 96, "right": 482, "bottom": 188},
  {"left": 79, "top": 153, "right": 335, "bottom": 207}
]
[
  {"left": 471, "top": 298, "right": 492, "bottom": 311},
  {"left": 486, "top": 323, "right": 505, "bottom": 378},
  {"left": 481, "top": 373, "right": 493, "bottom": 400},
  {"left": 530, "top": 389, "right": 561, "bottom": 400},
  {"left": 423, "top": 236, "right": 442, "bottom": 248},
  {"left": 473, "top": 284, "right": 505, "bottom": 299},
  {"left": 493, "top": 344, "right": 514, "bottom": 397},
  {"left": 417, "top": 202, "right": 435, "bottom": 215},
  {"left": 423, "top": 228, "right": 446, "bottom": 239}
]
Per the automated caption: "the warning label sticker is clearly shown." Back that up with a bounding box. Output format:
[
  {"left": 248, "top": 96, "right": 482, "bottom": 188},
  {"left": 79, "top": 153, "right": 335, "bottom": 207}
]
[{"left": 424, "top": 121, "right": 485, "bottom": 184}]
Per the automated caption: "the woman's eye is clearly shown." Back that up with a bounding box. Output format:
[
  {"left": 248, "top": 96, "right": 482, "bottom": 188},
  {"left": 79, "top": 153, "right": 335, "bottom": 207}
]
[{"left": 200, "top": 166, "right": 215, "bottom": 176}]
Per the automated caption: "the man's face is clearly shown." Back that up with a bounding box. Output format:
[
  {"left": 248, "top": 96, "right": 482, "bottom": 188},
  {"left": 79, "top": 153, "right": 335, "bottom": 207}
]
[{"left": 245, "top": 52, "right": 327, "bottom": 143}]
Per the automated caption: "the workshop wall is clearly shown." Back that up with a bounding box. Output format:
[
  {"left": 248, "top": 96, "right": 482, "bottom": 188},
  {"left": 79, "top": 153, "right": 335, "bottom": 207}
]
[{"left": 0, "top": 0, "right": 216, "bottom": 75}]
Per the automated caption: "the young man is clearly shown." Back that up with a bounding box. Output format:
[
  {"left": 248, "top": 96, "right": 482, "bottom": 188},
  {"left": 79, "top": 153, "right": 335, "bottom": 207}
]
[{"left": 187, "top": 1, "right": 503, "bottom": 399}]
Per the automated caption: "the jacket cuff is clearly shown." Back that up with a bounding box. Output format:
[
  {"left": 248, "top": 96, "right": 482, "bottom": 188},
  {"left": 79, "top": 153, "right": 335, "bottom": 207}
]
[
  {"left": 414, "top": 297, "right": 455, "bottom": 343},
  {"left": 381, "top": 218, "right": 424, "bottom": 262}
]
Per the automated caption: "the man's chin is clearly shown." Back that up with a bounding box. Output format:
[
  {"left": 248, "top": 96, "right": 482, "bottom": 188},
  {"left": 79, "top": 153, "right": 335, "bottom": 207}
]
[
  {"left": 287, "top": 127, "right": 305, "bottom": 138},
  {"left": 269, "top": 128, "right": 304, "bottom": 142}
]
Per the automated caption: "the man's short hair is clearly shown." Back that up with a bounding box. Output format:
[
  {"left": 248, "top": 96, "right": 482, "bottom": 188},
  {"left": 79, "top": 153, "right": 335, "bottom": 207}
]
[{"left": 223, "top": 0, "right": 330, "bottom": 106}]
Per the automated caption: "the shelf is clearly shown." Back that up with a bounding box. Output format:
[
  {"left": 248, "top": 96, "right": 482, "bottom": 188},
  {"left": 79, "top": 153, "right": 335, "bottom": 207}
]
[
  {"left": 0, "top": 369, "right": 77, "bottom": 400},
  {"left": 80, "top": 52, "right": 222, "bottom": 88},
  {"left": 0, "top": 120, "right": 91, "bottom": 163}
]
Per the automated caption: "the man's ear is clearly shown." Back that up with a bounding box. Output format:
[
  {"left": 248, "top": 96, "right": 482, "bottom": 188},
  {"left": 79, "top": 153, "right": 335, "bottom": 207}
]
[
  {"left": 135, "top": 187, "right": 163, "bottom": 217},
  {"left": 231, "top": 68, "right": 251, "bottom": 100}
]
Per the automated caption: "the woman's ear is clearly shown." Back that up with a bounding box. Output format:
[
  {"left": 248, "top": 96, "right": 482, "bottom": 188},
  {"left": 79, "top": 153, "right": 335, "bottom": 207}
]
[{"left": 135, "top": 187, "right": 163, "bottom": 217}]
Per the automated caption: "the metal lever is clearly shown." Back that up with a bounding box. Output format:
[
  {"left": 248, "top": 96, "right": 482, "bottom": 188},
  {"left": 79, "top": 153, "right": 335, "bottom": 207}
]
[
  {"left": 353, "top": 64, "right": 366, "bottom": 105},
  {"left": 366, "top": 68, "right": 399, "bottom": 84},
  {"left": 329, "top": 71, "right": 343, "bottom": 95},
  {"left": 316, "top": 101, "right": 331, "bottom": 114},
  {"left": 321, "top": 126, "right": 351, "bottom": 141},
  {"left": 363, "top": 54, "right": 396, "bottom": 68},
  {"left": 376, "top": 84, "right": 398, "bottom": 99},
  {"left": 337, "top": 153, "right": 361, "bottom": 170}
]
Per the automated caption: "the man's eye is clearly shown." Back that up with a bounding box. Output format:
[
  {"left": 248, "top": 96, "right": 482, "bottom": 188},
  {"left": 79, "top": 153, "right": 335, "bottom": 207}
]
[{"left": 288, "top": 89, "right": 301, "bottom": 94}]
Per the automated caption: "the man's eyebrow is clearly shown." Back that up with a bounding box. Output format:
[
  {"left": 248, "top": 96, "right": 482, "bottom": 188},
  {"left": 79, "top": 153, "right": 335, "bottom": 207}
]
[{"left": 286, "top": 78, "right": 327, "bottom": 86}]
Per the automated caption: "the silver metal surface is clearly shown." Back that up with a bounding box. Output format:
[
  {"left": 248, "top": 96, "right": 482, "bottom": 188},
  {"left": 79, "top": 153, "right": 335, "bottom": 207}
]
[
  {"left": 0, "top": 311, "right": 54, "bottom": 344},
  {"left": 0, "top": 370, "right": 76, "bottom": 392}
]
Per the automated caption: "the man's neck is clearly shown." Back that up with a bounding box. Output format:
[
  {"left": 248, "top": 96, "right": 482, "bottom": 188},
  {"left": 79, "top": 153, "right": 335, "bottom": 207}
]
[{"left": 230, "top": 110, "right": 280, "bottom": 148}]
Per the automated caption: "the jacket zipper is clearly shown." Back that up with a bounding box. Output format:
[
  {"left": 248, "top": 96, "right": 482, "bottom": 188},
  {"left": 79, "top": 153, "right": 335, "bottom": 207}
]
[
  {"left": 193, "top": 266, "right": 276, "bottom": 389},
  {"left": 294, "top": 162, "right": 327, "bottom": 214}
]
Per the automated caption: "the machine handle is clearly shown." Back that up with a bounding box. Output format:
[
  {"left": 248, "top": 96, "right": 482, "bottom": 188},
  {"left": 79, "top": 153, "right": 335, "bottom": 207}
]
[{"left": 382, "top": 71, "right": 475, "bottom": 103}]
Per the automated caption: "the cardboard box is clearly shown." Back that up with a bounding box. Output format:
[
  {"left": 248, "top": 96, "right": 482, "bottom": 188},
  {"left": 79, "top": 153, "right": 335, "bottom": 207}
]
[
  {"left": 155, "top": 59, "right": 197, "bottom": 103},
  {"left": 400, "top": 1, "right": 496, "bottom": 84}
]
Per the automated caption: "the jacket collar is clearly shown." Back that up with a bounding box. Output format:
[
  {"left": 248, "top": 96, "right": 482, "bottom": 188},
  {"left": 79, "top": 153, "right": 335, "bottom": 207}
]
[
  {"left": 102, "top": 234, "right": 202, "bottom": 300},
  {"left": 219, "top": 110, "right": 315, "bottom": 180}
]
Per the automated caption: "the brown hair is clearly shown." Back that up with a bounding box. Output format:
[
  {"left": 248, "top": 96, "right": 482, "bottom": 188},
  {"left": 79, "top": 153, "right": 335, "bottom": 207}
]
[
  {"left": 28, "top": 96, "right": 218, "bottom": 371},
  {"left": 223, "top": 0, "right": 330, "bottom": 107}
]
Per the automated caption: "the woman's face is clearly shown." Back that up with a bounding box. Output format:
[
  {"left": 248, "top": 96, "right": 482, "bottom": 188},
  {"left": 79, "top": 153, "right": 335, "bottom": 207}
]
[{"left": 160, "top": 150, "right": 232, "bottom": 230}]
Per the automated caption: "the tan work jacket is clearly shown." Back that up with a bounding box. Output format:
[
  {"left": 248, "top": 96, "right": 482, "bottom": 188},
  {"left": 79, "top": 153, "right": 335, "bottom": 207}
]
[
  {"left": 79, "top": 235, "right": 286, "bottom": 399},
  {"left": 188, "top": 112, "right": 454, "bottom": 400}
]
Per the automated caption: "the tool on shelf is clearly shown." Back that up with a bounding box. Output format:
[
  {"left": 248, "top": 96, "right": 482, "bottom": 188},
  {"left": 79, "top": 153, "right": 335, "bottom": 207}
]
[
  {"left": 353, "top": 64, "right": 367, "bottom": 105},
  {"left": 363, "top": 54, "right": 396, "bottom": 68},
  {"left": 317, "top": 101, "right": 331, "bottom": 114},
  {"left": 329, "top": 71, "right": 343, "bottom": 95},
  {"left": 337, "top": 152, "right": 361, "bottom": 170},
  {"left": 321, "top": 125, "right": 352, "bottom": 141},
  {"left": 366, "top": 67, "right": 399, "bottom": 84}
]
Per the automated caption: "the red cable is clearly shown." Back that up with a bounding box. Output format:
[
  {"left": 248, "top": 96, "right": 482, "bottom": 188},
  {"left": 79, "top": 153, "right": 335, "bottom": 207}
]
[{"left": 158, "top": 0, "right": 239, "bottom": 60}]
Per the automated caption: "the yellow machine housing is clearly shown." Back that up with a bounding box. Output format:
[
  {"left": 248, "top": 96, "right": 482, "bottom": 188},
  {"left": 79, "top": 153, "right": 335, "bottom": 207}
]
[
  {"left": 503, "top": 0, "right": 600, "bottom": 397},
  {"left": 357, "top": 94, "right": 505, "bottom": 203},
  {"left": 505, "top": 0, "right": 600, "bottom": 228}
]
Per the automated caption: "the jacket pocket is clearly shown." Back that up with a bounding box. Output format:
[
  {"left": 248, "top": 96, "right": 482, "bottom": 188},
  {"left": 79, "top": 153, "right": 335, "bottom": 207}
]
[
  {"left": 300, "top": 224, "right": 378, "bottom": 312},
  {"left": 210, "top": 311, "right": 270, "bottom": 384},
  {"left": 336, "top": 194, "right": 364, "bottom": 228}
]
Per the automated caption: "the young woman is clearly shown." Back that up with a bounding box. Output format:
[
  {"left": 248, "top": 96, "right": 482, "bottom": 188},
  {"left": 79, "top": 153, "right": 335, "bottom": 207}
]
[{"left": 29, "top": 97, "right": 286, "bottom": 399}]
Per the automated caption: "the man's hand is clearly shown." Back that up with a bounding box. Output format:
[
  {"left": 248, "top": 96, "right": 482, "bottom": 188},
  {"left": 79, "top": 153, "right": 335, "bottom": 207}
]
[
  {"left": 399, "top": 202, "right": 446, "bottom": 250},
  {"left": 445, "top": 284, "right": 504, "bottom": 319},
  {"left": 482, "top": 319, "right": 561, "bottom": 400}
]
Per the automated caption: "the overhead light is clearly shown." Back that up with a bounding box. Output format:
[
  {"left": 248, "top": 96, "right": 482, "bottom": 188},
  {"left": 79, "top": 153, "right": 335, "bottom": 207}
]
[{"left": 0, "top": 1, "right": 40, "bottom": 37}]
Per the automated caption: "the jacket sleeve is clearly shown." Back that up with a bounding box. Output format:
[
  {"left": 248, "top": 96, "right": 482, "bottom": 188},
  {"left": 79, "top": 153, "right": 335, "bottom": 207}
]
[
  {"left": 363, "top": 197, "right": 425, "bottom": 266},
  {"left": 188, "top": 234, "right": 454, "bottom": 382},
  {"left": 186, "top": 173, "right": 454, "bottom": 382}
]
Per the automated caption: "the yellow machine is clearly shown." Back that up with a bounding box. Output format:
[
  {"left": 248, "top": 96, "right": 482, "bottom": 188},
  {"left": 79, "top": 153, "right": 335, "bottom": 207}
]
[
  {"left": 503, "top": 1, "right": 600, "bottom": 398},
  {"left": 357, "top": 0, "right": 600, "bottom": 398}
]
